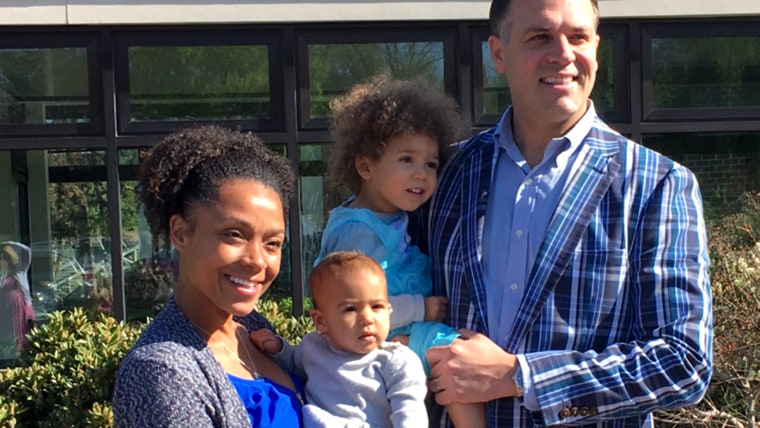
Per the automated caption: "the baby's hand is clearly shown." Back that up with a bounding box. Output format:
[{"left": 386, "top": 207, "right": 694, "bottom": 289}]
[
  {"left": 424, "top": 296, "right": 448, "bottom": 322},
  {"left": 249, "top": 329, "right": 283, "bottom": 354},
  {"left": 388, "top": 334, "right": 411, "bottom": 346}
]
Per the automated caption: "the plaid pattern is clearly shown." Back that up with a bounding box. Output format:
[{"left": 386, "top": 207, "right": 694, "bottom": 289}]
[{"left": 424, "top": 118, "right": 713, "bottom": 427}]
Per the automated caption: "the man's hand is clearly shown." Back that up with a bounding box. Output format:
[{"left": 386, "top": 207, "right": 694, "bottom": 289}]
[
  {"left": 249, "top": 329, "right": 284, "bottom": 354},
  {"left": 425, "top": 329, "right": 519, "bottom": 405},
  {"left": 424, "top": 296, "right": 448, "bottom": 322}
]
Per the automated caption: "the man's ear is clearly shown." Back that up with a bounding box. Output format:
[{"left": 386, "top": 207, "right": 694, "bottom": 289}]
[
  {"left": 169, "top": 214, "right": 190, "bottom": 249},
  {"left": 488, "top": 34, "right": 508, "bottom": 75},
  {"left": 354, "top": 156, "right": 373, "bottom": 181},
  {"left": 309, "top": 308, "right": 327, "bottom": 334}
]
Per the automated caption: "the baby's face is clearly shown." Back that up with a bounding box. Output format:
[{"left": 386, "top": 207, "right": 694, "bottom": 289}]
[{"left": 310, "top": 267, "right": 391, "bottom": 354}]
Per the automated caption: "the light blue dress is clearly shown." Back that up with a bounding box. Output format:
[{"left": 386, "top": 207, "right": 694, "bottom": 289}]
[{"left": 316, "top": 200, "right": 459, "bottom": 373}]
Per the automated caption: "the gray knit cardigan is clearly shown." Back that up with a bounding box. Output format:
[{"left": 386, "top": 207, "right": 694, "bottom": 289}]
[{"left": 113, "top": 299, "right": 277, "bottom": 428}]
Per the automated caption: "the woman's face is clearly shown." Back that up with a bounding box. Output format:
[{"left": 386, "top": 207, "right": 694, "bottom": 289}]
[{"left": 170, "top": 179, "right": 286, "bottom": 318}]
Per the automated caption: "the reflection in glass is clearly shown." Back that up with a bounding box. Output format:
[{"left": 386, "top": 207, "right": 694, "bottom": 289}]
[
  {"left": 481, "top": 38, "right": 614, "bottom": 115},
  {"left": 44, "top": 150, "right": 112, "bottom": 316},
  {"left": 0, "top": 149, "right": 116, "bottom": 339},
  {"left": 118, "top": 149, "right": 172, "bottom": 322},
  {"left": 0, "top": 241, "right": 33, "bottom": 360},
  {"left": 481, "top": 41, "right": 510, "bottom": 115},
  {"left": 0, "top": 47, "right": 90, "bottom": 124},
  {"left": 651, "top": 36, "right": 760, "bottom": 109},
  {"left": 128, "top": 45, "right": 270, "bottom": 122},
  {"left": 298, "top": 144, "right": 349, "bottom": 282},
  {"left": 308, "top": 42, "right": 445, "bottom": 116}
]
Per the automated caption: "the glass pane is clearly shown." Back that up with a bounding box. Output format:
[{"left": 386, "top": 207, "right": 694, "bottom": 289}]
[
  {"left": 651, "top": 36, "right": 760, "bottom": 109},
  {"left": 0, "top": 47, "right": 90, "bottom": 124},
  {"left": 481, "top": 38, "right": 614, "bottom": 115},
  {"left": 298, "top": 144, "right": 349, "bottom": 285},
  {"left": 128, "top": 45, "right": 270, "bottom": 122},
  {"left": 591, "top": 38, "right": 615, "bottom": 113},
  {"left": 120, "top": 149, "right": 172, "bottom": 322},
  {"left": 482, "top": 41, "right": 510, "bottom": 115},
  {"left": 641, "top": 133, "right": 760, "bottom": 210},
  {"left": 0, "top": 149, "right": 112, "bottom": 363},
  {"left": 308, "top": 42, "right": 445, "bottom": 117}
]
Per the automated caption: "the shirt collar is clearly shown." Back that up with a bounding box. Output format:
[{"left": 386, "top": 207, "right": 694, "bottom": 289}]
[{"left": 492, "top": 101, "right": 597, "bottom": 164}]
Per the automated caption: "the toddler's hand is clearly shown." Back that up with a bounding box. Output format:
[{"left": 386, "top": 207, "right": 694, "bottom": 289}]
[
  {"left": 424, "top": 296, "right": 448, "bottom": 322},
  {"left": 249, "top": 329, "right": 283, "bottom": 354}
]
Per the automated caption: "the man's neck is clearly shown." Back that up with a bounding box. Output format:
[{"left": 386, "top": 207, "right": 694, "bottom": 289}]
[{"left": 510, "top": 109, "right": 586, "bottom": 168}]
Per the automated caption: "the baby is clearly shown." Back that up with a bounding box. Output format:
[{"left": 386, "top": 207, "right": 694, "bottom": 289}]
[{"left": 251, "top": 251, "right": 427, "bottom": 428}]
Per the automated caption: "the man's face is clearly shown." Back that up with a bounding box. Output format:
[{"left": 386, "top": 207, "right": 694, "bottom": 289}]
[{"left": 489, "top": 0, "right": 599, "bottom": 132}]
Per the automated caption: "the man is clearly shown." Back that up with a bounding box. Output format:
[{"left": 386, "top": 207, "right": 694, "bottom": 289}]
[{"left": 420, "top": 0, "right": 713, "bottom": 426}]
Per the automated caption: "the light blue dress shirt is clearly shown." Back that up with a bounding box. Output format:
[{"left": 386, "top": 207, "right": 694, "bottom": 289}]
[{"left": 482, "top": 104, "right": 596, "bottom": 408}]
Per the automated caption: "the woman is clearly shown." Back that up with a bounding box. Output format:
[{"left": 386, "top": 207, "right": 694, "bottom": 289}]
[
  {"left": 113, "top": 125, "right": 303, "bottom": 427},
  {"left": 0, "top": 242, "right": 34, "bottom": 357}
]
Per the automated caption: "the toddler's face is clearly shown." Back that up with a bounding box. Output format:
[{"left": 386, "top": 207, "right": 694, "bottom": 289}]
[
  {"left": 357, "top": 133, "right": 439, "bottom": 214},
  {"left": 310, "top": 266, "right": 391, "bottom": 354}
]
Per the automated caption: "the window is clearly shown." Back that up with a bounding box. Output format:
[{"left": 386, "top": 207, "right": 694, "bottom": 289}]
[
  {"left": 0, "top": 33, "right": 101, "bottom": 136},
  {"left": 114, "top": 30, "right": 283, "bottom": 134},
  {"left": 643, "top": 20, "right": 760, "bottom": 120},
  {"left": 298, "top": 26, "right": 455, "bottom": 129}
]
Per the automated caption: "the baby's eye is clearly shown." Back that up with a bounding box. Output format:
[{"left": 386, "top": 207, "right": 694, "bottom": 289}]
[
  {"left": 343, "top": 306, "right": 357, "bottom": 313},
  {"left": 399, "top": 156, "right": 413, "bottom": 163},
  {"left": 427, "top": 161, "right": 439, "bottom": 170}
]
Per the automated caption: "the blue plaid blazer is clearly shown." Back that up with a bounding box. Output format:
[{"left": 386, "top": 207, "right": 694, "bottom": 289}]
[{"left": 422, "top": 117, "right": 712, "bottom": 427}]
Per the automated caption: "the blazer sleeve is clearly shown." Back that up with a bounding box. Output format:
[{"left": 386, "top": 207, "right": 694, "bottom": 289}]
[{"left": 526, "top": 163, "right": 712, "bottom": 425}]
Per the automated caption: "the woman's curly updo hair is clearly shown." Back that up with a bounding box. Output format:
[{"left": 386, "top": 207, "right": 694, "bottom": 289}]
[
  {"left": 137, "top": 125, "right": 295, "bottom": 245},
  {"left": 328, "top": 75, "right": 463, "bottom": 195}
]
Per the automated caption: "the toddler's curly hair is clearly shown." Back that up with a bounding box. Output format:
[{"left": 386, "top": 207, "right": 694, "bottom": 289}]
[{"left": 328, "top": 75, "right": 463, "bottom": 194}]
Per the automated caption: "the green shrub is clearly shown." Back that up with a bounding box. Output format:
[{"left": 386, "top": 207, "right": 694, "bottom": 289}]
[
  {"left": 0, "top": 308, "right": 145, "bottom": 428},
  {"left": 257, "top": 297, "right": 315, "bottom": 345},
  {"left": 656, "top": 193, "right": 760, "bottom": 427},
  {"left": 0, "top": 298, "right": 311, "bottom": 428}
]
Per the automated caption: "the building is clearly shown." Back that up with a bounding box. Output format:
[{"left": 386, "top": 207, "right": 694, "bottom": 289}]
[{"left": 1, "top": 1, "right": 758, "bottom": 358}]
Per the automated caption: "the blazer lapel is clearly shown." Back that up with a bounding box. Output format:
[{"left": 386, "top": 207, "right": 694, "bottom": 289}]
[
  {"left": 461, "top": 138, "right": 498, "bottom": 334},
  {"left": 504, "top": 142, "right": 621, "bottom": 352}
]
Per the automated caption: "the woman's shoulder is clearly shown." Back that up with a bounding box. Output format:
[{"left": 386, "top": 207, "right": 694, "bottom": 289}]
[{"left": 123, "top": 302, "right": 211, "bottom": 372}]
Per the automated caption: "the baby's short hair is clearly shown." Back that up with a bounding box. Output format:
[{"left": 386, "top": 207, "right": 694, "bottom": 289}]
[{"left": 309, "top": 251, "right": 385, "bottom": 309}]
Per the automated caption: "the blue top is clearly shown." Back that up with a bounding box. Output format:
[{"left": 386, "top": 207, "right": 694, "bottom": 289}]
[
  {"left": 316, "top": 203, "right": 432, "bottom": 300},
  {"left": 228, "top": 373, "right": 304, "bottom": 427}
]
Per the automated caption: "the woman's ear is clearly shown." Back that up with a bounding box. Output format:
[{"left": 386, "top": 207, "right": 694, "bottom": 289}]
[
  {"left": 309, "top": 308, "right": 327, "bottom": 334},
  {"left": 169, "top": 214, "right": 190, "bottom": 249},
  {"left": 354, "top": 156, "right": 373, "bottom": 181}
]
